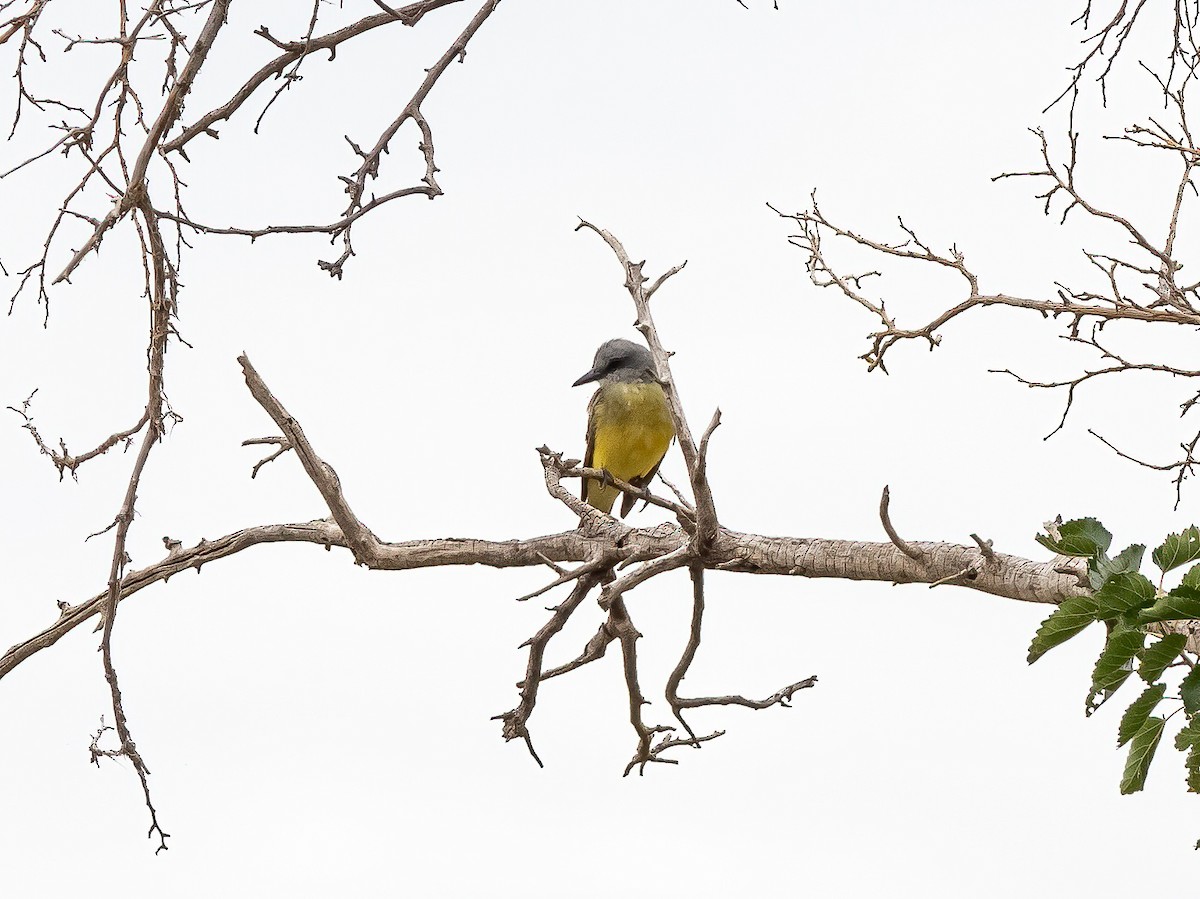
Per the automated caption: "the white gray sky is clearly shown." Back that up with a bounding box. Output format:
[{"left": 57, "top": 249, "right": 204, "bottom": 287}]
[{"left": 3, "top": 1, "right": 1199, "bottom": 895}]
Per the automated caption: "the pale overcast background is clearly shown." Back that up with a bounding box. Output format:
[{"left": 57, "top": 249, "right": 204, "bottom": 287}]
[{"left": 3, "top": 1, "right": 1198, "bottom": 896}]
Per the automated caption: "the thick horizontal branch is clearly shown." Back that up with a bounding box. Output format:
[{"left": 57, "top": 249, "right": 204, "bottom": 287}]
[{"left": 1, "top": 517, "right": 1096, "bottom": 681}]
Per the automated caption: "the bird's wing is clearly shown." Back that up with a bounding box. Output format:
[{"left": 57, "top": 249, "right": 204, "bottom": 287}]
[{"left": 582, "top": 389, "right": 599, "bottom": 502}]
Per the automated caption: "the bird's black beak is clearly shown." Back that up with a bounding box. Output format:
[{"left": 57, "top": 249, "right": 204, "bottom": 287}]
[{"left": 572, "top": 367, "right": 602, "bottom": 387}]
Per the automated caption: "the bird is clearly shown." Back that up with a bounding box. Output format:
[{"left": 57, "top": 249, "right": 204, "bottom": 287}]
[{"left": 572, "top": 338, "right": 675, "bottom": 517}]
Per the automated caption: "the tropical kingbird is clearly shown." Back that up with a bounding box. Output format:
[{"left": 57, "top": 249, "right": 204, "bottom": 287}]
[{"left": 572, "top": 338, "right": 675, "bottom": 517}]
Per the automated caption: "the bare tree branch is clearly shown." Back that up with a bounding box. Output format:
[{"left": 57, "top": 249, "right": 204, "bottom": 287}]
[
  {"left": 1, "top": 345, "right": 1126, "bottom": 751},
  {"left": 157, "top": 0, "right": 498, "bottom": 278},
  {"left": 774, "top": 27, "right": 1200, "bottom": 494},
  {"left": 162, "top": 1, "right": 463, "bottom": 153},
  {"left": 575, "top": 219, "right": 720, "bottom": 549},
  {"left": 494, "top": 569, "right": 608, "bottom": 767},
  {"left": 7, "top": 393, "right": 149, "bottom": 481}
]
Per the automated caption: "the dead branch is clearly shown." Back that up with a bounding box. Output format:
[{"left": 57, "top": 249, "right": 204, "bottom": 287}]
[
  {"left": 494, "top": 569, "right": 608, "bottom": 767},
  {"left": 1, "top": 507, "right": 1110, "bottom": 685},
  {"left": 156, "top": 0, "right": 497, "bottom": 278},
  {"left": 1, "top": 316, "right": 1141, "bottom": 811},
  {"left": 611, "top": 598, "right": 677, "bottom": 776},
  {"left": 1048, "top": 0, "right": 1200, "bottom": 113},
  {"left": 575, "top": 219, "right": 720, "bottom": 549},
  {"left": 54, "top": 0, "right": 233, "bottom": 286},
  {"left": 1089, "top": 426, "right": 1200, "bottom": 509},
  {"left": 664, "top": 565, "right": 817, "bottom": 747},
  {"left": 7, "top": 394, "right": 149, "bottom": 481},
  {"left": 774, "top": 33, "right": 1200, "bottom": 494},
  {"left": 993, "top": 329, "right": 1200, "bottom": 439},
  {"left": 774, "top": 193, "right": 1200, "bottom": 375},
  {"left": 241, "top": 435, "right": 293, "bottom": 479},
  {"left": 162, "top": 1, "right": 463, "bottom": 154},
  {"left": 880, "top": 485, "right": 924, "bottom": 562}
]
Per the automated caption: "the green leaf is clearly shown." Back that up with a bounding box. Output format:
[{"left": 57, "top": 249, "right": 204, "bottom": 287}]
[
  {"left": 1087, "top": 629, "right": 1146, "bottom": 714},
  {"left": 1117, "top": 684, "right": 1167, "bottom": 747},
  {"left": 1027, "top": 595, "right": 1100, "bottom": 664},
  {"left": 1187, "top": 746, "right": 1200, "bottom": 794},
  {"left": 1037, "top": 517, "right": 1112, "bottom": 558},
  {"left": 1089, "top": 544, "right": 1146, "bottom": 591},
  {"left": 1094, "top": 572, "right": 1157, "bottom": 618},
  {"left": 1175, "top": 715, "right": 1200, "bottom": 751},
  {"left": 1120, "top": 716, "right": 1166, "bottom": 795},
  {"left": 1134, "top": 584, "right": 1200, "bottom": 625},
  {"left": 1182, "top": 564, "right": 1200, "bottom": 590},
  {"left": 1139, "top": 634, "right": 1188, "bottom": 683},
  {"left": 1152, "top": 526, "right": 1200, "bottom": 573},
  {"left": 1183, "top": 666, "right": 1200, "bottom": 715}
]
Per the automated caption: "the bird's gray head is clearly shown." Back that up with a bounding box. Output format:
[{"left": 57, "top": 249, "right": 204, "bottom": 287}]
[{"left": 572, "top": 338, "right": 656, "bottom": 387}]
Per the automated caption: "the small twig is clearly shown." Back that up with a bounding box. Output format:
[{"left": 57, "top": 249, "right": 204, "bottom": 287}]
[
  {"left": 611, "top": 598, "right": 677, "bottom": 776},
  {"left": 559, "top": 463, "right": 695, "bottom": 521},
  {"left": 8, "top": 396, "right": 149, "bottom": 481},
  {"left": 880, "top": 485, "right": 924, "bottom": 561},
  {"left": 656, "top": 471, "right": 695, "bottom": 511},
  {"left": 494, "top": 569, "right": 607, "bottom": 767},
  {"left": 673, "top": 677, "right": 819, "bottom": 712},
  {"left": 241, "top": 435, "right": 292, "bottom": 479},
  {"left": 970, "top": 533, "right": 996, "bottom": 563},
  {"left": 598, "top": 546, "right": 692, "bottom": 611},
  {"left": 525, "top": 611, "right": 619, "bottom": 685},
  {"left": 928, "top": 566, "right": 975, "bottom": 588},
  {"left": 695, "top": 408, "right": 722, "bottom": 490},
  {"left": 1089, "top": 427, "right": 1200, "bottom": 510},
  {"left": 665, "top": 565, "right": 707, "bottom": 741},
  {"left": 534, "top": 552, "right": 566, "bottom": 576},
  {"left": 514, "top": 557, "right": 608, "bottom": 603},
  {"left": 647, "top": 728, "right": 725, "bottom": 758}
]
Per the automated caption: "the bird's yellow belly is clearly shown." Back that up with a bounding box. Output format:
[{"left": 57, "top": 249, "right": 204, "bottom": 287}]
[{"left": 587, "top": 382, "right": 674, "bottom": 511}]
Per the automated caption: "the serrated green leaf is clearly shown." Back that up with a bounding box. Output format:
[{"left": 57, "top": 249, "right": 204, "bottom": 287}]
[
  {"left": 1095, "top": 572, "right": 1157, "bottom": 618},
  {"left": 1139, "top": 634, "right": 1188, "bottom": 683},
  {"left": 1120, "top": 715, "right": 1166, "bottom": 794},
  {"left": 1153, "top": 526, "right": 1200, "bottom": 573},
  {"left": 1175, "top": 715, "right": 1200, "bottom": 751},
  {"left": 1186, "top": 746, "right": 1200, "bottom": 793},
  {"left": 1027, "top": 595, "right": 1101, "bottom": 664},
  {"left": 1182, "top": 564, "right": 1200, "bottom": 590},
  {"left": 1118, "top": 683, "right": 1167, "bottom": 746},
  {"left": 1088, "top": 629, "right": 1146, "bottom": 714},
  {"left": 1183, "top": 666, "right": 1200, "bottom": 714},
  {"left": 1037, "top": 517, "right": 1112, "bottom": 558},
  {"left": 1134, "top": 585, "right": 1200, "bottom": 625},
  {"left": 1089, "top": 544, "right": 1146, "bottom": 591}
]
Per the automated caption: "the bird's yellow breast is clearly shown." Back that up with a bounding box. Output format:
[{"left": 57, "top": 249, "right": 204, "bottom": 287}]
[{"left": 587, "top": 382, "right": 674, "bottom": 512}]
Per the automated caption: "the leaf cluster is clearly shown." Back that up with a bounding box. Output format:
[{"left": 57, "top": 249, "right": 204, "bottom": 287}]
[{"left": 1030, "top": 519, "right": 1200, "bottom": 796}]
